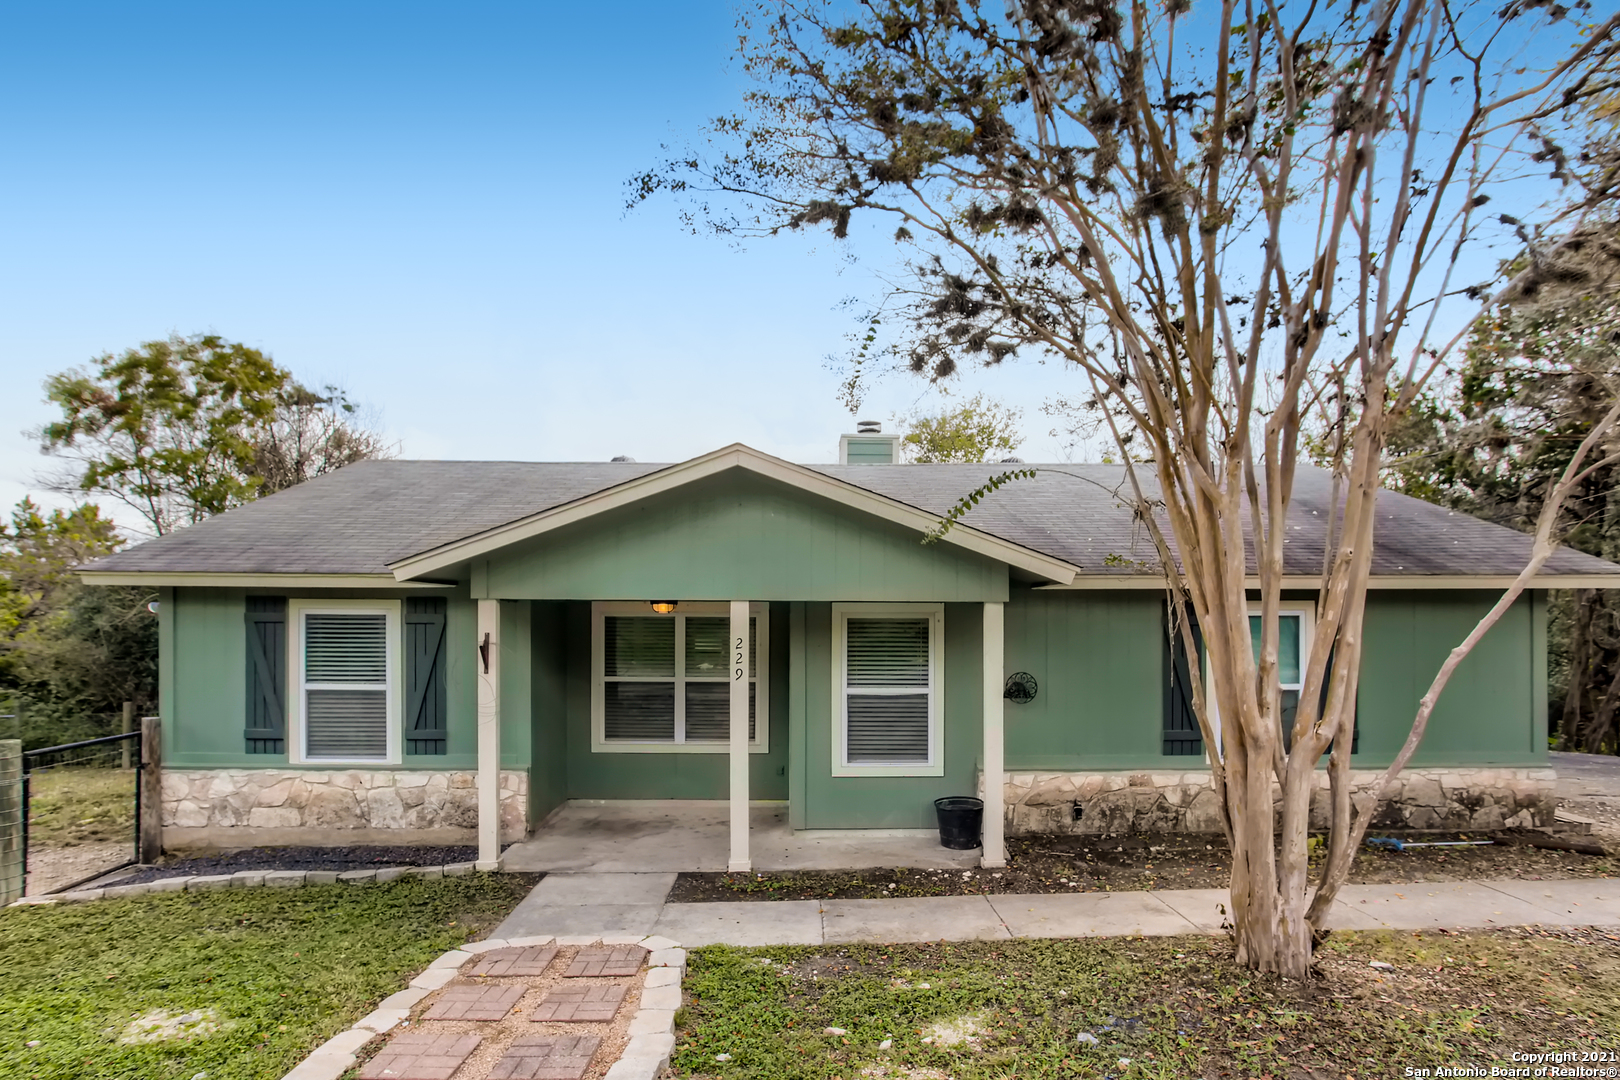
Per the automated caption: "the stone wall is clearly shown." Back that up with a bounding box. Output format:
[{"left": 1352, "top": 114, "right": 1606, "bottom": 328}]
[
  {"left": 992, "top": 767, "right": 1557, "bottom": 836},
  {"left": 159, "top": 769, "right": 529, "bottom": 845}
]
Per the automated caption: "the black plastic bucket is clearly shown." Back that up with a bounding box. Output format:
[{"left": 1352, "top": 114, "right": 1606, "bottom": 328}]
[{"left": 933, "top": 796, "right": 984, "bottom": 850}]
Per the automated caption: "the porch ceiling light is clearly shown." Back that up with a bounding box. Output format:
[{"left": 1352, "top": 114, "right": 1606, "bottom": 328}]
[{"left": 650, "top": 601, "right": 678, "bottom": 615}]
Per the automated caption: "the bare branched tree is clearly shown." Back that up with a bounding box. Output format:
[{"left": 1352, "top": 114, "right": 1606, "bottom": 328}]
[{"left": 634, "top": 0, "right": 1620, "bottom": 974}]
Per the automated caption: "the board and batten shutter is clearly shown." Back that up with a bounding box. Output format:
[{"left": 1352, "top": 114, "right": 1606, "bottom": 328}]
[
  {"left": 245, "top": 596, "right": 288, "bottom": 754},
  {"left": 1286, "top": 647, "right": 1360, "bottom": 755},
  {"left": 1162, "top": 601, "right": 1203, "bottom": 756},
  {"left": 844, "top": 617, "right": 932, "bottom": 764},
  {"left": 405, "top": 597, "right": 448, "bottom": 755}
]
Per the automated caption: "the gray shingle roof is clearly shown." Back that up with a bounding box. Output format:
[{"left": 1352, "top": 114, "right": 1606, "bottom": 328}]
[{"left": 82, "top": 456, "right": 1620, "bottom": 580}]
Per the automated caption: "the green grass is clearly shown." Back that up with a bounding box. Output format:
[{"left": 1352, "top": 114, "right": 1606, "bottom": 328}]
[
  {"left": 0, "top": 873, "right": 534, "bottom": 1080},
  {"left": 26, "top": 768, "right": 136, "bottom": 847},
  {"left": 673, "top": 929, "right": 1620, "bottom": 1078}
]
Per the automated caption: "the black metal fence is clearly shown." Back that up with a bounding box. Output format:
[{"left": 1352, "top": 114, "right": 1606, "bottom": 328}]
[{"left": 23, "top": 731, "right": 143, "bottom": 894}]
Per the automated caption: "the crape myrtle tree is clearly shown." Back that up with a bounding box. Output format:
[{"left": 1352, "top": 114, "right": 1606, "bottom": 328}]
[{"left": 634, "top": 0, "right": 1620, "bottom": 974}]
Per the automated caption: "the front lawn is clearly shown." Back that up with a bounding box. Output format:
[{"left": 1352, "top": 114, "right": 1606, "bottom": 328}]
[
  {"left": 674, "top": 929, "right": 1620, "bottom": 1078},
  {"left": 0, "top": 873, "right": 535, "bottom": 1080}
]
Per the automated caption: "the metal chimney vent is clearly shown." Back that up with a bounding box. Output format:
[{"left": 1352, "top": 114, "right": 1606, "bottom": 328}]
[{"left": 856, "top": 420, "right": 882, "bottom": 434}]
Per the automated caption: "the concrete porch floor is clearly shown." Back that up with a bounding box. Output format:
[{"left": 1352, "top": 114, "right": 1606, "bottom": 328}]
[{"left": 499, "top": 800, "right": 982, "bottom": 873}]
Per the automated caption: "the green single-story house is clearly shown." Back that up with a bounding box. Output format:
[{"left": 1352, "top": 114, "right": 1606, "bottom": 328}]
[{"left": 80, "top": 431, "right": 1620, "bottom": 870}]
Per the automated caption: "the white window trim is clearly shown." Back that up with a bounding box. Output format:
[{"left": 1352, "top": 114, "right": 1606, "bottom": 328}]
[
  {"left": 286, "top": 598, "right": 403, "bottom": 766},
  {"left": 590, "top": 601, "right": 770, "bottom": 754},
  {"left": 831, "top": 602, "right": 945, "bottom": 777},
  {"left": 1205, "top": 601, "right": 1314, "bottom": 762}
]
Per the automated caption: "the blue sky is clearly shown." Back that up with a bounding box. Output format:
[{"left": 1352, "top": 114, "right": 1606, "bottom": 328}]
[{"left": 0, "top": 1, "right": 1078, "bottom": 528}]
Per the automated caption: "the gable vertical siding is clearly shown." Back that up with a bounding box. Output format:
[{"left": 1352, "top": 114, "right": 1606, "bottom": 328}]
[{"left": 482, "top": 472, "right": 1010, "bottom": 602}]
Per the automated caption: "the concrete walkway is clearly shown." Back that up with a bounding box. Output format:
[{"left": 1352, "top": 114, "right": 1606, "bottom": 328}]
[{"left": 494, "top": 873, "right": 1620, "bottom": 946}]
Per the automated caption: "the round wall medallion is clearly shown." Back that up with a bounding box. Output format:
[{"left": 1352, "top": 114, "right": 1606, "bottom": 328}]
[{"left": 1003, "top": 671, "right": 1038, "bottom": 704}]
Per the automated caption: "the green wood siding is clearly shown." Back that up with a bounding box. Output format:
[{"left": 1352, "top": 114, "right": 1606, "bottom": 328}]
[
  {"left": 996, "top": 587, "right": 1544, "bottom": 771},
  {"left": 529, "top": 601, "right": 570, "bottom": 827},
  {"left": 844, "top": 438, "right": 897, "bottom": 464},
  {"left": 481, "top": 472, "right": 1008, "bottom": 602},
  {"left": 498, "top": 601, "right": 532, "bottom": 769},
  {"left": 164, "top": 586, "right": 489, "bottom": 769},
  {"left": 1002, "top": 588, "right": 1167, "bottom": 770},
  {"left": 557, "top": 600, "right": 791, "bottom": 801},
  {"left": 1359, "top": 590, "right": 1543, "bottom": 766},
  {"left": 797, "top": 601, "right": 985, "bottom": 829}
]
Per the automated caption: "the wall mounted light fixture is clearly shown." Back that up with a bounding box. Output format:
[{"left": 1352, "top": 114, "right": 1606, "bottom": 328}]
[{"left": 649, "top": 601, "right": 678, "bottom": 615}]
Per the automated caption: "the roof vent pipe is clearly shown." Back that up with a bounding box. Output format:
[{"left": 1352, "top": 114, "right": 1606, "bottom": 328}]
[{"left": 856, "top": 420, "right": 882, "bottom": 434}]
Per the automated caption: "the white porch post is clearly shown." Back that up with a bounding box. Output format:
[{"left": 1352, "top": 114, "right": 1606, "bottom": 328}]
[
  {"left": 728, "top": 599, "right": 751, "bottom": 872},
  {"left": 476, "top": 599, "right": 501, "bottom": 871},
  {"left": 981, "top": 600, "right": 1006, "bottom": 868}
]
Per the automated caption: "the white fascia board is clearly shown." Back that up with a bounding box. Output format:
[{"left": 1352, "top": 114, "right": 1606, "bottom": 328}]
[
  {"left": 388, "top": 443, "right": 1079, "bottom": 584},
  {"left": 79, "top": 571, "right": 456, "bottom": 589},
  {"left": 1036, "top": 574, "right": 1620, "bottom": 590}
]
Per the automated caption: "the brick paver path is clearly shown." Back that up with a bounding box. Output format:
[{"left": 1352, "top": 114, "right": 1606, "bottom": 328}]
[
  {"left": 528, "top": 983, "right": 626, "bottom": 1023},
  {"left": 422, "top": 983, "right": 528, "bottom": 1021},
  {"left": 360, "top": 1032, "right": 482, "bottom": 1079},
  {"left": 563, "top": 945, "right": 646, "bottom": 977},
  {"left": 464, "top": 944, "right": 560, "bottom": 978},
  {"left": 488, "top": 1034, "right": 601, "bottom": 1080}
]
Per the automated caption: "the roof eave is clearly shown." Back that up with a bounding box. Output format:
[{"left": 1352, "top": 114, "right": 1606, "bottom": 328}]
[
  {"left": 79, "top": 571, "right": 457, "bottom": 589},
  {"left": 1037, "top": 573, "right": 1620, "bottom": 590}
]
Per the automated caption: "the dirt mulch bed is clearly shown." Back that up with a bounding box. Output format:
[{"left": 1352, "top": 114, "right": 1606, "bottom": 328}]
[
  {"left": 105, "top": 844, "right": 505, "bottom": 886},
  {"left": 668, "top": 830, "right": 1616, "bottom": 902}
]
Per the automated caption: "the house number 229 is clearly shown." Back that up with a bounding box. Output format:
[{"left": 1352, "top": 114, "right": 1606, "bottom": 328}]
[{"left": 735, "top": 637, "right": 745, "bottom": 680}]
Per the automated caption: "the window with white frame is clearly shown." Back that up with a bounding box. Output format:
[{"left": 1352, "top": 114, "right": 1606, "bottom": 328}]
[
  {"left": 591, "top": 602, "right": 769, "bottom": 753},
  {"left": 289, "top": 599, "right": 400, "bottom": 764},
  {"left": 1252, "top": 607, "right": 1306, "bottom": 736},
  {"left": 1206, "top": 601, "right": 1314, "bottom": 758},
  {"left": 832, "top": 603, "right": 944, "bottom": 776}
]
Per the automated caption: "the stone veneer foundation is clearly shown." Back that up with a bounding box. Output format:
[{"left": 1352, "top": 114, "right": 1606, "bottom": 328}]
[
  {"left": 159, "top": 769, "right": 529, "bottom": 848},
  {"left": 992, "top": 766, "right": 1557, "bottom": 835}
]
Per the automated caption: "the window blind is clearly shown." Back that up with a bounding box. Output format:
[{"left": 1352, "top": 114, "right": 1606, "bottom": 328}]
[
  {"left": 303, "top": 612, "right": 388, "bottom": 760},
  {"left": 601, "top": 613, "right": 759, "bottom": 744},
  {"left": 844, "top": 617, "right": 932, "bottom": 765}
]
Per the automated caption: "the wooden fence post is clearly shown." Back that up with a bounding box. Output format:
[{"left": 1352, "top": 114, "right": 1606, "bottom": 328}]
[
  {"left": 0, "top": 739, "right": 22, "bottom": 904},
  {"left": 121, "top": 701, "right": 133, "bottom": 770},
  {"left": 139, "top": 717, "right": 161, "bottom": 864}
]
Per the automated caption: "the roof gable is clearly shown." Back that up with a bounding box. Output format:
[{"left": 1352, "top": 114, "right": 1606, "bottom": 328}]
[{"left": 388, "top": 444, "right": 1079, "bottom": 584}]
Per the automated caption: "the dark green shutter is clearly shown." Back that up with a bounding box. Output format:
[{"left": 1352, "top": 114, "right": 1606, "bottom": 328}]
[
  {"left": 1283, "top": 648, "right": 1360, "bottom": 755},
  {"left": 1163, "top": 601, "right": 1203, "bottom": 755},
  {"left": 406, "top": 597, "right": 448, "bottom": 755},
  {"left": 245, "top": 596, "right": 287, "bottom": 754}
]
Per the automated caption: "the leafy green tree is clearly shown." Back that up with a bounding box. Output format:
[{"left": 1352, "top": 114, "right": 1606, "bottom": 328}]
[
  {"left": 901, "top": 394, "right": 1023, "bottom": 463},
  {"left": 38, "top": 334, "right": 389, "bottom": 536},
  {"left": 0, "top": 499, "right": 122, "bottom": 667},
  {"left": 0, "top": 499, "right": 152, "bottom": 745}
]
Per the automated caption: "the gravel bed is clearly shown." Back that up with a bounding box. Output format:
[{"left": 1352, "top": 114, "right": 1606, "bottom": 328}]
[{"left": 107, "top": 845, "right": 501, "bottom": 885}]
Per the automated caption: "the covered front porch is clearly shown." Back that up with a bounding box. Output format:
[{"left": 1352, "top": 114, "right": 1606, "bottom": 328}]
[
  {"left": 395, "top": 449, "right": 1079, "bottom": 873},
  {"left": 499, "top": 800, "right": 983, "bottom": 873}
]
